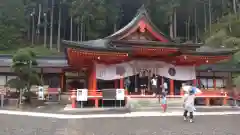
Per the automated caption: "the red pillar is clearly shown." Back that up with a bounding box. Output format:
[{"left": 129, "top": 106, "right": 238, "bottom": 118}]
[
  {"left": 88, "top": 63, "right": 98, "bottom": 108},
  {"left": 114, "top": 79, "right": 118, "bottom": 88},
  {"left": 120, "top": 77, "right": 124, "bottom": 89},
  {"left": 193, "top": 79, "right": 197, "bottom": 86},
  {"left": 71, "top": 90, "right": 76, "bottom": 108},
  {"left": 205, "top": 97, "right": 210, "bottom": 106},
  {"left": 170, "top": 79, "right": 174, "bottom": 95},
  {"left": 92, "top": 64, "right": 98, "bottom": 108},
  {"left": 197, "top": 79, "right": 201, "bottom": 86},
  {"left": 60, "top": 70, "right": 64, "bottom": 92},
  {"left": 223, "top": 92, "right": 227, "bottom": 105},
  {"left": 213, "top": 78, "right": 216, "bottom": 90}
]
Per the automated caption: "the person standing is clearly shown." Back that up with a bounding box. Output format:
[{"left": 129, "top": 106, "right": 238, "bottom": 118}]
[
  {"left": 151, "top": 74, "right": 158, "bottom": 96},
  {"left": 183, "top": 89, "right": 195, "bottom": 123},
  {"left": 162, "top": 79, "right": 168, "bottom": 95},
  {"left": 161, "top": 92, "right": 167, "bottom": 112},
  {"left": 232, "top": 85, "right": 239, "bottom": 107},
  {"left": 124, "top": 77, "right": 131, "bottom": 90}
]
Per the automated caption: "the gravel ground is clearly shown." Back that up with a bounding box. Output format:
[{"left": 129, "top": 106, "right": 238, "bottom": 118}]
[{"left": 0, "top": 114, "right": 239, "bottom": 135}]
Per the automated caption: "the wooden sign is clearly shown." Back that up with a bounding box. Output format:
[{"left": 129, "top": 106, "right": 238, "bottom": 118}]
[
  {"left": 65, "top": 71, "right": 86, "bottom": 77},
  {"left": 116, "top": 89, "right": 125, "bottom": 100},
  {"left": 76, "top": 89, "right": 88, "bottom": 101}
]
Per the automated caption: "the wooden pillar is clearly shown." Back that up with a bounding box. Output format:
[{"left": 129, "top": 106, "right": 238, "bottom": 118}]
[
  {"left": 120, "top": 77, "right": 124, "bottom": 89},
  {"left": 193, "top": 79, "right": 197, "bottom": 86},
  {"left": 114, "top": 79, "right": 118, "bottom": 88},
  {"left": 88, "top": 69, "right": 93, "bottom": 91},
  {"left": 88, "top": 63, "right": 98, "bottom": 108},
  {"left": 170, "top": 79, "right": 174, "bottom": 95},
  {"left": 60, "top": 70, "right": 65, "bottom": 92},
  {"left": 134, "top": 68, "right": 138, "bottom": 93},
  {"left": 197, "top": 79, "right": 201, "bottom": 86},
  {"left": 213, "top": 72, "right": 216, "bottom": 90},
  {"left": 213, "top": 79, "right": 216, "bottom": 89},
  {"left": 205, "top": 97, "right": 210, "bottom": 106},
  {"left": 92, "top": 63, "right": 98, "bottom": 108}
]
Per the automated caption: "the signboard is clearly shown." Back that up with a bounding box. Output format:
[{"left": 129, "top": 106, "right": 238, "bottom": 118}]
[
  {"left": 102, "top": 89, "right": 116, "bottom": 100},
  {"left": 38, "top": 86, "right": 44, "bottom": 100},
  {"left": 116, "top": 89, "right": 125, "bottom": 100},
  {"left": 76, "top": 89, "right": 88, "bottom": 101},
  {"left": 48, "top": 88, "right": 59, "bottom": 94}
]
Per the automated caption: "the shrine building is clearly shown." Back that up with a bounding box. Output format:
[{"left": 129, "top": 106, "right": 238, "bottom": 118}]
[{"left": 61, "top": 6, "right": 237, "bottom": 107}]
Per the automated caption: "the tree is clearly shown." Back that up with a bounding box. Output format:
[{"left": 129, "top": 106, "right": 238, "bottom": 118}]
[
  {"left": 6, "top": 48, "right": 42, "bottom": 105},
  {"left": 0, "top": 0, "right": 26, "bottom": 49}
]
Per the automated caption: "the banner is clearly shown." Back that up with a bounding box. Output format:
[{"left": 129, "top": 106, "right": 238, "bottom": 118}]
[
  {"left": 96, "top": 60, "right": 196, "bottom": 81},
  {"left": 96, "top": 62, "right": 134, "bottom": 80},
  {"left": 158, "top": 65, "right": 196, "bottom": 81}
]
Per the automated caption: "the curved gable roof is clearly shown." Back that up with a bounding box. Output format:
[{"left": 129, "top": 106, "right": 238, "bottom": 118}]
[{"left": 106, "top": 5, "right": 174, "bottom": 42}]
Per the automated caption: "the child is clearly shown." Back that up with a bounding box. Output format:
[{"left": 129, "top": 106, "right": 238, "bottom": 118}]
[
  {"left": 161, "top": 92, "right": 167, "bottom": 112},
  {"left": 183, "top": 89, "right": 195, "bottom": 123}
]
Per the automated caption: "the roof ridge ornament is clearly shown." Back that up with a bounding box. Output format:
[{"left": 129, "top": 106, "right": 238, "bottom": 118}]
[
  {"left": 138, "top": 4, "right": 147, "bottom": 13},
  {"left": 138, "top": 20, "right": 146, "bottom": 33}
]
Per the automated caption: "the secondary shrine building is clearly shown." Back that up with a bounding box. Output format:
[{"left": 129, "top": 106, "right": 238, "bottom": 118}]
[{"left": 62, "top": 6, "right": 237, "bottom": 106}]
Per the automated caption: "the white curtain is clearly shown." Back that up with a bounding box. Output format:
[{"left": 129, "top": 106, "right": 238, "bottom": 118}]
[{"left": 96, "top": 60, "right": 196, "bottom": 81}]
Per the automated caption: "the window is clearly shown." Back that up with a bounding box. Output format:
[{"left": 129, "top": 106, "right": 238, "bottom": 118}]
[
  {"left": 0, "top": 76, "right": 6, "bottom": 86},
  {"left": 216, "top": 79, "right": 224, "bottom": 88},
  {"left": 207, "top": 79, "right": 214, "bottom": 88},
  {"left": 200, "top": 78, "right": 207, "bottom": 88},
  {"left": 7, "top": 76, "right": 16, "bottom": 81},
  {"left": 43, "top": 74, "right": 60, "bottom": 88}
]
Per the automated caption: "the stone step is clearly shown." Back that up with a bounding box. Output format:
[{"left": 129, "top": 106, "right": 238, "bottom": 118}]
[{"left": 127, "top": 97, "right": 184, "bottom": 109}]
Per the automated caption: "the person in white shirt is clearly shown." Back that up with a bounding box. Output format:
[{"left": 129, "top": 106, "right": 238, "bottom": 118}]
[
  {"left": 183, "top": 89, "right": 195, "bottom": 123},
  {"left": 162, "top": 81, "right": 168, "bottom": 95},
  {"left": 151, "top": 74, "right": 158, "bottom": 96}
]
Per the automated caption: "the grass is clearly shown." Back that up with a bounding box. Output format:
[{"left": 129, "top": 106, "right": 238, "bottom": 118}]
[{"left": 0, "top": 45, "right": 64, "bottom": 56}]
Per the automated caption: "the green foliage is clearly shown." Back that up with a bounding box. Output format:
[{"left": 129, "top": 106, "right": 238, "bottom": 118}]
[
  {"left": 0, "top": 0, "right": 26, "bottom": 49},
  {"left": 7, "top": 49, "right": 42, "bottom": 92},
  {"left": 204, "top": 13, "right": 240, "bottom": 86}
]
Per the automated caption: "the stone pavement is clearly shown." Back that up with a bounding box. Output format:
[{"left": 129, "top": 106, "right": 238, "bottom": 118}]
[
  {"left": 0, "top": 113, "right": 239, "bottom": 135},
  {"left": 1, "top": 103, "right": 239, "bottom": 115}
]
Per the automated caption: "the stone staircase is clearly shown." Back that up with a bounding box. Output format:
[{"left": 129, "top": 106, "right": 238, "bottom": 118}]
[{"left": 126, "top": 97, "right": 184, "bottom": 112}]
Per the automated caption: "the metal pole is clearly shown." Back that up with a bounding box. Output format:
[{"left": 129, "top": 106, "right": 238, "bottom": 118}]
[{"left": 81, "top": 101, "right": 83, "bottom": 108}]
